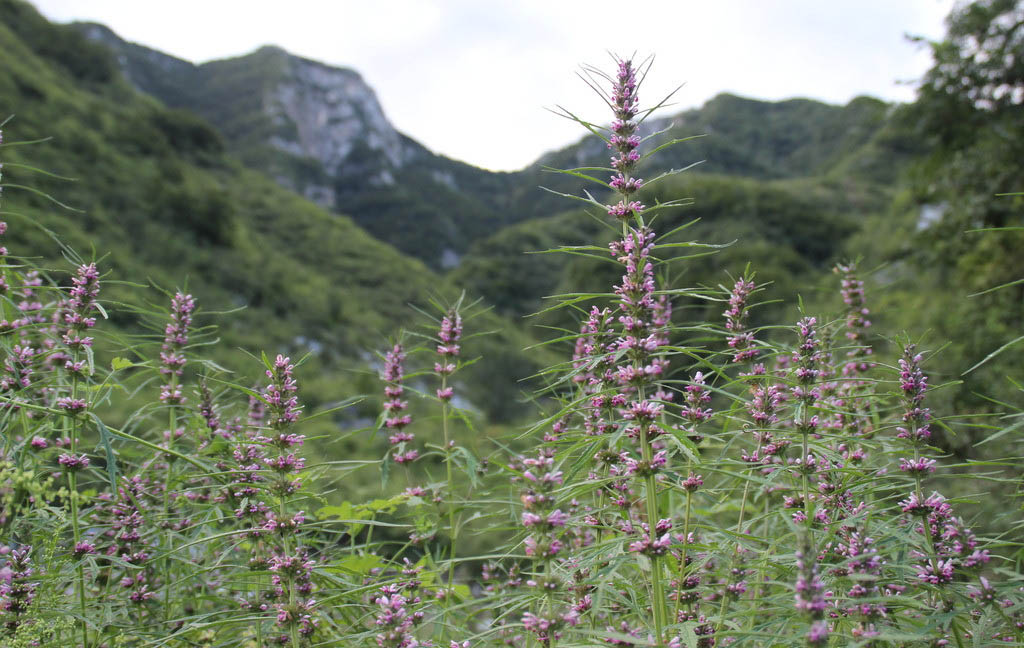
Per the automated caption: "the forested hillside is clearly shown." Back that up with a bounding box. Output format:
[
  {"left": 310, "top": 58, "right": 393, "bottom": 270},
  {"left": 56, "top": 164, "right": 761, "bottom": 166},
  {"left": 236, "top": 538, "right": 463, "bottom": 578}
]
[{"left": 0, "top": 0, "right": 540, "bottom": 423}]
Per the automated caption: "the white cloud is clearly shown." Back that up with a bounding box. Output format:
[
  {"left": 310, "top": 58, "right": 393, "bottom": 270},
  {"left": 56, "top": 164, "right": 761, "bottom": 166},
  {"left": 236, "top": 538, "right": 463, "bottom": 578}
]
[{"left": 32, "top": 0, "right": 954, "bottom": 170}]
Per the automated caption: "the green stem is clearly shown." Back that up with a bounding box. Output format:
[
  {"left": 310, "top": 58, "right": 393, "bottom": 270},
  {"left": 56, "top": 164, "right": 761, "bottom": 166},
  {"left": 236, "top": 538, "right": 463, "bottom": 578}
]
[
  {"left": 162, "top": 398, "right": 177, "bottom": 625},
  {"left": 68, "top": 363, "right": 89, "bottom": 648},
  {"left": 673, "top": 486, "right": 693, "bottom": 626},
  {"left": 717, "top": 423, "right": 766, "bottom": 639},
  {"left": 640, "top": 423, "right": 666, "bottom": 646},
  {"left": 280, "top": 500, "right": 301, "bottom": 648},
  {"left": 441, "top": 373, "right": 457, "bottom": 632}
]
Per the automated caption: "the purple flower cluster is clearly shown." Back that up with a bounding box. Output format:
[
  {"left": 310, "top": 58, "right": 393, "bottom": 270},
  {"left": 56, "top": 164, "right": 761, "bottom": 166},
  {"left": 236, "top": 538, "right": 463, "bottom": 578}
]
[
  {"left": 61, "top": 262, "right": 100, "bottom": 351},
  {"left": 0, "top": 546, "right": 37, "bottom": 633},
  {"left": 267, "top": 547, "right": 319, "bottom": 642},
  {"left": 373, "top": 587, "right": 424, "bottom": 648},
  {"left": 741, "top": 382, "right": 789, "bottom": 468},
  {"left": 435, "top": 309, "right": 462, "bottom": 402},
  {"left": 93, "top": 476, "right": 156, "bottom": 605},
  {"left": 575, "top": 307, "right": 620, "bottom": 439},
  {"left": 159, "top": 292, "right": 196, "bottom": 405},
  {"left": 263, "top": 355, "right": 303, "bottom": 448},
  {"left": 382, "top": 343, "right": 417, "bottom": 465},
  {"left": 251, "top": 355, "right": 319, "bottom": 641},
  {"left": 521, "top": 451, "right": 567, "bottom": 559},
  {"left": 437, "top": 310, "right": 463, "bottom": 358},
  {"left": 794, "top": 549, "right": 829, "bottom": 645},
  {"left": 831, "top": 527, "right": 885, "bottom": 632},
  {"left": 622, "top": 517, "right": 673, "bottom": 556},
  {"left": 519, "top": 450, "right": 581, "bottom": 642},
  {"left": 835, "top": 263, "right": 873, "bottom": 377},
  {"left": 606, "top": 59, "right": 645, "bottom": 220},
  {"left": 898, "top": 491, "right": 990, "bottom": 584},
  {"left": 226, "top": 405, "right": 267, "bottom": 504},
  {"left": 793, "top": 317, "right": 824, "bottom": 391},
  {"left": 0, "top": 344, "right": 35, "bottom": 403},
  {"left": 608, "top": 226, "right": 670, "bottom": 439},
  {"left": 678, "top": 372, "right": 712, "bottom": 443},
  {"left": 57, "top": 453, "right": 90, "bottom": 471},
  {"left": 724, "top": 277, "right": 758, "bottom": 362},
  {"left": 895, "top": 346, "right": 931, "bottom": 443}
]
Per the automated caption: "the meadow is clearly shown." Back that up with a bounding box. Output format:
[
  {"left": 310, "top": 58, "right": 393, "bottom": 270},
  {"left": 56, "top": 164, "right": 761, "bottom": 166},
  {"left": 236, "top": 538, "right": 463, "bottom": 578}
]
[{"left": 2, "top": 2, "right": 1024, "bottom": 646}]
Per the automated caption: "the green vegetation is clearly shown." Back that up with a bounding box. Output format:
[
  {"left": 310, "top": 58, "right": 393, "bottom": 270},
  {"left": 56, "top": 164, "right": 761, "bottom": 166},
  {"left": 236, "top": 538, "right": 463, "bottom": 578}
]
[{"left": 0, "top": 0, "right": 541, "bottom": 425}]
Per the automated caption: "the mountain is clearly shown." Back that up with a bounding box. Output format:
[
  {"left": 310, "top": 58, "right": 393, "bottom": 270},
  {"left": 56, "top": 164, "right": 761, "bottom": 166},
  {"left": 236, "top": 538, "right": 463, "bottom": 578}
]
[
  {"left": 66, "top": 15, "right": 929, "bottom": 360},
  {"left": 73, "top": 22, "right": 917, "bottom": 292},
  {"left": 76, "top": 22, "right": 524, "bottom": 269}
]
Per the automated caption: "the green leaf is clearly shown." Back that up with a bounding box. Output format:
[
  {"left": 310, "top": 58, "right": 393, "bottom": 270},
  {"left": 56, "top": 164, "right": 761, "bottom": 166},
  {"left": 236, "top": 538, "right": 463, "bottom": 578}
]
[
  {"left": 111, "top": 357, "right": 135, "bottom": 371},
  {"left": 90, "top": 413, "right": 120, "bottom": 492},
  {"left": 324, "top": 553, "right": 384, "bottom": 576}
]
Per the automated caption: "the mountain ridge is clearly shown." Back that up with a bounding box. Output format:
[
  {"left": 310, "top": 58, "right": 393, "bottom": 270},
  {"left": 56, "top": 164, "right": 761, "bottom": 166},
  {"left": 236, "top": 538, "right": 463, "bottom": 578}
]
[{"left": 73, "top": 20, "right": 906, "bottom": 272}]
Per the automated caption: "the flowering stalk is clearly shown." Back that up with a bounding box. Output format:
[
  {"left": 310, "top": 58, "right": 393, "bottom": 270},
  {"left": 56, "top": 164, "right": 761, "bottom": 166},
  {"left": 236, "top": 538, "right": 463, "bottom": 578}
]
[
  {"left": 724, "top": 276, "right": 758, "bottom": 364},
  {"left": 435, "top": 307, "right": 462, "bottom": 606},
  {"left": 59, "top": 261, "right": 100, "bottom": 648},
  {"left": 520, "top": 449, "right": 578, "bottom": 647},
  {"left": 833, "top": 263, "right": 875, "bottom": 439},
  {"left": 791, "top": 317, "right": 823, "bottom": 526},
  {"left": 600, "top": 56, "right": 672, "bottom": 645},
  {"left": 157, "top": 291, "right": 195, "bottom": 623},
  {"left": 835, "top": 263, "right": 872, "bottom": 378},
  {"left": 0, "top": 545, "right": 37, "bottom": 636},
  {"left": 259, "top": 354, "right": 316, "bottom": 647},
  {"left": 895, "top": 345, "right": 989, "bottom": 635},
  {"left": 382, "top": 342, "right": 417, "bottom": 466},
  {"left": 794, "top": 544, "right": 828, "bottom": 646},
  {"left": 712, "top": 278, "right": 773, "bottom": 640}
]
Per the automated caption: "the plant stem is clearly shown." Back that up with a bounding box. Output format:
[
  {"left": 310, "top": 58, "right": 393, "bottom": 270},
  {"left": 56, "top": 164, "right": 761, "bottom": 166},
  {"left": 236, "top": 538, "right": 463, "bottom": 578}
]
[
  {"left": 640, "top": 422, "right": 666, "bottom": 646},
  {"left": 441, "top": 373, "right": 457, "bottom": 631},
  {"left": 67, "top": 362, "right": 89, "bottom": 648},
  {"left": 673, "top": 484, "right": 693, "bottom": 626},
  {"left": 162, "top": 398, "right": 177, "bottom": 625}
]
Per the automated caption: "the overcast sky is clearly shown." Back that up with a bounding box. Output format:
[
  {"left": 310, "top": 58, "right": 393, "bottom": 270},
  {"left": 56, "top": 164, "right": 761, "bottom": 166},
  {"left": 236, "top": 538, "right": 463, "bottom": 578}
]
[{"left": 33, "top": 0, "right": 955, "bottom": 171}]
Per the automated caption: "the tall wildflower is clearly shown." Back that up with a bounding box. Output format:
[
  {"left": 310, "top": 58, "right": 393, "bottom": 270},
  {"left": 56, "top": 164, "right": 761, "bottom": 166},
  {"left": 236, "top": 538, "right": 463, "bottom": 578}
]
[
  {"left": 155, "top": 292, "right": 196, "bottom": 623},
  {"left": 832, "top": 263, "right": 874, "bottom": 439},
  {"left": 60, "top": 263, "right": 100, "bottom": 355},
  {"left": 92, "top": 476, "right": 157, "bottom": 607},
  {"left": 57, "top": 262, "right": 100, "bottom": 648},
  {"left": 895, "top": 347, "right": 989, "bottom": 593},
  {"left": 724, "top": 277, "right": 758, "bottom": 363},
  {"left": 435, "top": 306, "right": 463, "bottom": 601},
  {"left": 259, "top": 354, "right": 317, "bottom": 646},
  {"left": 435, "top": 308, "right": 462, "bottom": 402},
  {"left": 790, "top": 316, "right": 824, "bottom": 525},
  {"left": 159, "top": 292, "right": 196, "bottom": 405},
  {"left": 597, "top": 56, "right": 673, "bottom": 644},
  {"left": 835, "top": 263, "right": 872, "bottom": 378},
  {"left": 831, "top": 525, "right": 885, "bottom": 640},
  {"left": 0, "top": 546, "right": 37, "bottom": 635},
  {"left": 794, "top": 547, "right": 829, "bottom": 646},
  {"left": 382, "top": 343, "right": 417, "bottom": 465},
  {"left": 519, "top": 450, "right": 579, "bottom": 645}
]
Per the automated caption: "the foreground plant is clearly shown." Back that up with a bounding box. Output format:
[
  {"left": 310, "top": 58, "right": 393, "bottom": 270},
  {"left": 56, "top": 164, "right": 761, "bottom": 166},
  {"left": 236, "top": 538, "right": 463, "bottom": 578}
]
[{"left": 1, "top": 45, "right": 1023, "bottom": 648}]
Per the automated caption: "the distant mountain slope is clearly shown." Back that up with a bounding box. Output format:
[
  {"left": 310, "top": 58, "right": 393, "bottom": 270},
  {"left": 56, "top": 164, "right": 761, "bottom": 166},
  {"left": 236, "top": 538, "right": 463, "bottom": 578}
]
[
  {"left": 1, "top": 0, "right": 538, "bottom": 420},
  {"left": 74, "top": 22, "right": 910, "bottom": 274},
  {"left": 456, "top": 90, "right": 926, "bottom": 321},
  {"left": 77, "top": 22, "right": 524, "bottom": 268},
  {"left": 68, "top": 12, "right": 931, "bottom": 336}
]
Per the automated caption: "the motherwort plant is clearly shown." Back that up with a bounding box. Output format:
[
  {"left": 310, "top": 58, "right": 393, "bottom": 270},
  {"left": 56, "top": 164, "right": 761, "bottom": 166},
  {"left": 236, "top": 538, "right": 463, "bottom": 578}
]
[{"left": 2, "top": 48, "right": 1024, "bottom": 648}]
